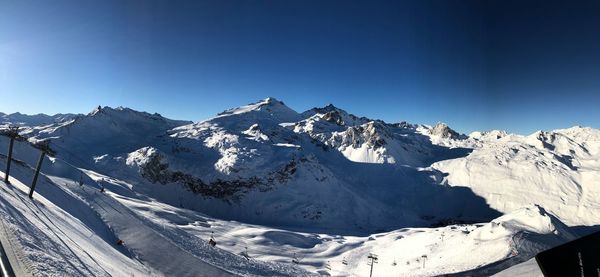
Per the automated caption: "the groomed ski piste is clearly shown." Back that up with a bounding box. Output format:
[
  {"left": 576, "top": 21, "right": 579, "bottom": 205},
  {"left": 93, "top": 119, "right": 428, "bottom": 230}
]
[
  {"left": 0, "top": 156, "right": 312, "bottom": 276},
  {"left": 0, "top": 156, "right": 559, "bottom": 277},
  {"left": 1, "top": 98, "right": 599, "bottom": 276}
]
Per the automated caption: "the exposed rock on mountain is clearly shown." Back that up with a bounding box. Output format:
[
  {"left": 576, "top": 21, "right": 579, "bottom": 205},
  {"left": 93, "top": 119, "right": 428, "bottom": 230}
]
[{"left": 429, "top": 122, "right": 463, "bottom": 139}]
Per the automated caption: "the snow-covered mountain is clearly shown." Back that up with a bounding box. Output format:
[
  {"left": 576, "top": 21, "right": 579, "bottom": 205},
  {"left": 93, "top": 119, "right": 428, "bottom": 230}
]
[
  {"left": 433, "top": 126, "right": 600, "bottom": 226},
  {"left": 0, "top": 111, "right": 78, "bottom": 127},
  {"left": 26, "top": 106, "right": 191, "bottom": 158},
  {"left": 1, "top": 98, "right": 598, "bottom": 276},
  {"left": 18, "top": 99, "right": 499, "bottom": 232}
]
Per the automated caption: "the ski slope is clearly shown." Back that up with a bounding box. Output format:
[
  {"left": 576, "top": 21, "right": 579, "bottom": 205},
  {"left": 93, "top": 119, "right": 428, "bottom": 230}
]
[
  {"left": 1, "top": 164, "right": 572, "bottom": 276},
  {"left": 0, "top": 172, "right": 153, "bottom": 276},
  {"left": 0, "top": 152, "right": 312, "bottom": 276},
  {"left": 1, "top": 98, "right": 599, "bottom": 276}
]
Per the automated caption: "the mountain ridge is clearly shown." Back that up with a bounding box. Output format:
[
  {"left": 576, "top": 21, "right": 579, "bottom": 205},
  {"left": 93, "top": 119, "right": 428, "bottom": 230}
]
[{"left": 1, "top": 98, "right": 599, "bottom": 276}]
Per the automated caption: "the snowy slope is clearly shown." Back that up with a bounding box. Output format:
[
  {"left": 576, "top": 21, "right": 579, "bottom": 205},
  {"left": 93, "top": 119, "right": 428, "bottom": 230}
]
[
  {"left": 3, "top": 99, "right": 492, "bottom": 232},
  {"left": 0, "top": 154, "right": 154, "bottom": 276},
  {"left": 24, "top": 106, "right": 192, "bottom": 165},
  {"left": 0, "top": 154, "right": 569, "bottom": 276},
  {"left": 1, "top": 99, "right": 599, "bottom": 276},
  {"left": 94, "top": 99, "right": 500, "bottom": 231},
  {"left": 493, "top": 258, "right": 543, "bottom": 277},
  {"left": 127, "top": 203, "right": 572, "bottom": 276},
  {"left": 433, "top": 126, "right": 600, "bottom": 226},
  {"left": 0, "top": 138, "right": 313, "bottom": 276}
]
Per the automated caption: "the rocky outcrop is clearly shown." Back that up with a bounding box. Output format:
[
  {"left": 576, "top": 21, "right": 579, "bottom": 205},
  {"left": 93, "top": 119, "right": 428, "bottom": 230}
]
[
  {"left": 131, "top": 147, "right": 301, "bottom": 202},
  {"left": 429, "top": 122, "right": 463, "bottom": 139},
  {"left": 330, "top": 121, "right": 389, "bottom": 150}
]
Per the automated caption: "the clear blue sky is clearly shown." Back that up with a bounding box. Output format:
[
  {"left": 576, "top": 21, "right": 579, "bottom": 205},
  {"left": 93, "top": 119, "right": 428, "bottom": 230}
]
[{"left": 1, "top": 0, "right": 599, "bottom": 134}]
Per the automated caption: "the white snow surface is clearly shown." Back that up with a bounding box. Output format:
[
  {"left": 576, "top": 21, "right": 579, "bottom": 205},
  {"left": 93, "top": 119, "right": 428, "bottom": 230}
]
[
  {"left": 433, "top": 126, "right": 600, "bottom": 226},
  {"left": 1, "top": 98, "right": 598, "bottom": 276},
  {"left": 0, "top": 141, "right": 313, "bottom": 276}
]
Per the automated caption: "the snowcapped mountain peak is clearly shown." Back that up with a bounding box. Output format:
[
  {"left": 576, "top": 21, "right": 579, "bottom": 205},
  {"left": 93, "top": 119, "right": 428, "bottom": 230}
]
[
  {"left": 252, "top": 97, "right": 285, "bottom": 109},
  {"left": 300, "top": 104, "right": 371, "bottom": 128},
  {"left": 1, "top": 111, "right": 79, "bottom": 127},
  {"left": 428, "top": 122, "right": 464, "bottom": 139},
  {"left": 22, "top": 106, "right": 192, "bottom": 162},
  {"left": 554, "top": 125, "right": 598, "bottom": 136},
  {"left": 301, "top": 103, "right": 343, "bottom": 116},
  {"left": 89, "top": 105, "right": 104, "bottom": 116},
  {"left": 554, "top": 126, "right": 600, "bottom": 150},
  {"left": 302, "top": 103, "right": 344, "bottom": 117},
  {"left": 89, "top": 105, "right": 130, "bottom": 116},
  {"left": 84, "top": 106, "right": 189, "bottom": 127},
  {"left": 214, "top": 97, "right": 300, "bottom": 124},
  {"left": 469, "top": 130, "right": 508, "bottom": 140},
  {"left": 263, "top": 96, "right": 278, "bottom": 103}
]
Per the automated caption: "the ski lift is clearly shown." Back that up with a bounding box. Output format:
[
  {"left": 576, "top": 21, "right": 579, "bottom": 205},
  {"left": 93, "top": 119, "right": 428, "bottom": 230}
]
[{"left": 208, "top": 231, "right": 217, "bottom": 247}]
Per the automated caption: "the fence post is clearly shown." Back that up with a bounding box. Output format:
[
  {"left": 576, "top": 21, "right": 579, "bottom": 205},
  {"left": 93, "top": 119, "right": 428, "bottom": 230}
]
[
  {"left": 5, "top": 137, "right": 14, "bottom": 183},
  {"left": 28, "top": 150, "right": 46, "bottom": 199},
  {"left": 28, "top": 140, "right": 55, "bottom": 199},
  {"left": 2, "top": 126, "right": 19, "bottom": 184}
]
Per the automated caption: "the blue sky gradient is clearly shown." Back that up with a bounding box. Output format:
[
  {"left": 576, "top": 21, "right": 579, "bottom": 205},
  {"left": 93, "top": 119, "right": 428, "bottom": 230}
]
[{"left": 1, "top": 0, "right": 599, "bottom": 134}]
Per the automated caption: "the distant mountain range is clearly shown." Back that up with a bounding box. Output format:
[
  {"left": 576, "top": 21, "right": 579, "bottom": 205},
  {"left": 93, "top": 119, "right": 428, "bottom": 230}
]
[{"left": 1, "top": 111, "right": 79, "bottom": 127}]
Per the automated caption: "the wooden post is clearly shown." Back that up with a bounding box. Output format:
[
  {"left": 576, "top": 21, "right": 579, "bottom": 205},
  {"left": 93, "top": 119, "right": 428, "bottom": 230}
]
[
  {"left": 4, "top": 137, "right": 14, "bottom": 183},
  {"left": 28, "top": 151, "right": 45, "bottom": 199}
]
